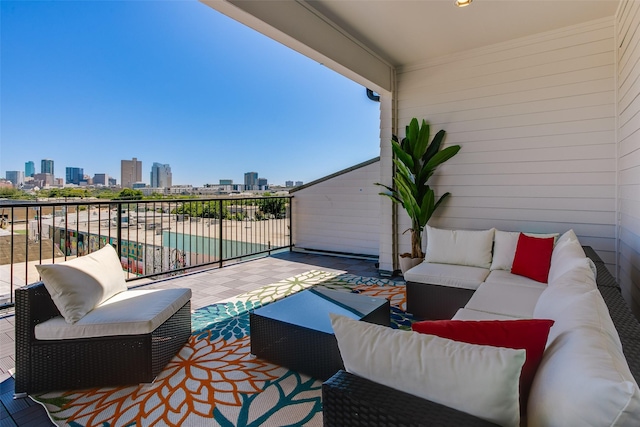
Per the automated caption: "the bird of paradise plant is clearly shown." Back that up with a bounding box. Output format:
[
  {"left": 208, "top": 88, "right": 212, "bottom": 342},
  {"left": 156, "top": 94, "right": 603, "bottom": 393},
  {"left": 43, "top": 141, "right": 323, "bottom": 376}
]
[{"left": 376, "top": 118, "right": 461, "bottom": 259}]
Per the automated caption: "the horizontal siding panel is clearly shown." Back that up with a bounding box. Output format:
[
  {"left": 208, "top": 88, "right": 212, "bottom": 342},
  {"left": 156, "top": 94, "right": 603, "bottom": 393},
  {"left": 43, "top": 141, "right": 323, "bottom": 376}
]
[
  {"left": 428, "top": 217, "right": 615, "bottom": 240},
  {"left": 451, "top": 131, "right": 614, "bottom": 153},
  {"left": 432, "top": 105, "right": 614, "bottom": 135},
  {"left": 414, "top": 80, "right": 614, "bottom": 119},
  {"left": 443, "top": 119, "right": 615, "bottom": 145},
  {"left": 438, "top": 171, "right": 615, "bottom": 186},
  {"left": 400, "top": 66, "right": 614, "bottom": 110},
  {"left": 446, "top": 196, "right": 614, "bottom": 212},
  {"left": 445, "top": 159, "right": 615, "bottom": 175},
  {"left": 439, "top": 207, "right": 615, "bottom": 225},
  {"left": 293, "top": 161, "right": 380, "bottom": 257},
  {"left": 401, "top": 23, "right": 614, "bottom": 84},
  {"left": 619, "top": 131, "right": 640, "bottom": 158},
  {"left": 456, "top": 144, "right": 614, "bottom": 165},
  {"left": 447, "top": 184, "right": 614, "bottom": 199},
  {"left": 619, "top": 164, "right": 640, "bottom": 184},
  {"left": 619, "top": 146, "right": 640, "bottom": 171},
  {"left": 620, "top": 183, "right": 640, "bottom": 200}
]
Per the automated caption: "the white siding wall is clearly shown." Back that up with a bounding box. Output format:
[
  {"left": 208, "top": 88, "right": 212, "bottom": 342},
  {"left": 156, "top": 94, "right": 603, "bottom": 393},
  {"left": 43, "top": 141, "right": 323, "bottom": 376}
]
[
  {"left": 292, "top": 160, "right": 381, "bottom": 257},
  {"left": 389, "top": 17, "right": 617, "bottom": 272},
  {"left": 617, "top": 0, "right": 640, "bottom": 317}
]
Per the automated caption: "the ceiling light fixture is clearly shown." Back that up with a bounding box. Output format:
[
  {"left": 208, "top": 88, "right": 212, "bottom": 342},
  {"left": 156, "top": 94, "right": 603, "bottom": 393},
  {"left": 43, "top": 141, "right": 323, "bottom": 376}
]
[{"left": 455, "top": 0, "right": 473, "bottom": 7}]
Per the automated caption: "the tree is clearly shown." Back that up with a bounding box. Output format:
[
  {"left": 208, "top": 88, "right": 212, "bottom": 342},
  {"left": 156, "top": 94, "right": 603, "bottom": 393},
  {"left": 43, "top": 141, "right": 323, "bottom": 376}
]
[{"left": 113, "top": 188, "right": 143, "bottom": 200}]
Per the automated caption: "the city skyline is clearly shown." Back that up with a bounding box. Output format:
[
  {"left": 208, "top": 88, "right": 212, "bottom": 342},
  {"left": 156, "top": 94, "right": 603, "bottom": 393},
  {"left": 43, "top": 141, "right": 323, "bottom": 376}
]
[
  {"left": 4, "top": 156, "right": 303, "bottom": 189},
  {"left": 1, "top": 1, "right": 379, "bottom": 187}
]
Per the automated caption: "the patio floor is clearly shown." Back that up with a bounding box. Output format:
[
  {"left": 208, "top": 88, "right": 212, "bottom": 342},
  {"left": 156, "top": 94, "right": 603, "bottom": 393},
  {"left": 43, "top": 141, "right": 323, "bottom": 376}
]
[{"left": 0, "top": 250, "right": 388, "bottom": 427}]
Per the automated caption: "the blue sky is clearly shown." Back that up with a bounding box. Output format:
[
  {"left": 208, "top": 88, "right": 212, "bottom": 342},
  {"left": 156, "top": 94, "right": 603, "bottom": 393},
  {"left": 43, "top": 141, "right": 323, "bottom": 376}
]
[{"left": 0, "top": 0, "right": 380, "bottom": 187}]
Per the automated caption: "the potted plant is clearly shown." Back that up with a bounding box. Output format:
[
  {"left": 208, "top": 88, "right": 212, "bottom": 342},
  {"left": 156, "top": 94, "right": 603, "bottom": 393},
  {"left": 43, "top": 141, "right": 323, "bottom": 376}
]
[{"left": 376, "top": 118, "right": 460, "bottom": 273}]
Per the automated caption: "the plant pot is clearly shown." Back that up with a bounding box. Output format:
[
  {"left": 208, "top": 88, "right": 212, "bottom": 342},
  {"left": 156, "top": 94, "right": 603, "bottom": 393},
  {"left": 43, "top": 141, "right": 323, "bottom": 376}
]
[{"left": 398, "top": 254, "right": 424, "bottom": 275}]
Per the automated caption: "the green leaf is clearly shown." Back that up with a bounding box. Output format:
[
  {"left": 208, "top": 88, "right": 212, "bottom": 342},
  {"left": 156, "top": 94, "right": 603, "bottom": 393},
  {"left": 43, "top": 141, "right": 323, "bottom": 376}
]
[
  {"left": 392, "top": 140, "right": 414, "bottom": 170},
  {"left": 424, "top": 145, "right": 461, "bottom": 170},
  {"left": 423, "top": 129, "right": 446, "bottom": 162},
  {"left": 413, "top": 120, "right": 430, "bottom": 162}
]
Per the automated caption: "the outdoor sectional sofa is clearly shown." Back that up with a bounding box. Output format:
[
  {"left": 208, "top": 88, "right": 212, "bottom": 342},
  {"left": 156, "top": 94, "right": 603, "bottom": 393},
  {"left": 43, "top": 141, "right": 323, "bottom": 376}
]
[
  {"left": 323, "top": 228, "right": 640, "bottom": 427},
  {"left": 14, "top": 245, "right": 192, "bottom": 395}
]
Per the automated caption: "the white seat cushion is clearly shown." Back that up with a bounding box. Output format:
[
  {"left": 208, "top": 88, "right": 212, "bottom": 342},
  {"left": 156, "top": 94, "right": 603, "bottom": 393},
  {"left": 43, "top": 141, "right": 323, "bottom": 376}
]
[
  {"left": 35, "top": 288, "right": 192, "bottom": 340},
  {"left": 452, "top": 308, "right": 520, "bottom": 321},
  {"left": 484, "top": 270, "right": 548, "bottom": 289},
  {"left": 465, "top": 282, "right": 545, "bottom": 318},
  {"left": 404, "top": 262, "right": 490, "bottom": 290}
]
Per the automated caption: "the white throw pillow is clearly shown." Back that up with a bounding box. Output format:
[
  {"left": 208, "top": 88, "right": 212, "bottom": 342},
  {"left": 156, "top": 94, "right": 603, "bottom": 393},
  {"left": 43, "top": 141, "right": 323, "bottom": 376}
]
[
  {"left": 547, "top": 234, "right": 594, "bottom": 284},
  {"left": 527, "top": 314, "right": 640, "bottom": 426},
  {"left": 425, "top": 226, "right": 495, "bottom": 269},
  {"left": 36, "top": 245, "right": 128, "bottom": 323},
  {"left": 330, "top": 313, "right": 524, "bottom": 427},
  {"left": 490, "top": 230, "right": 560, "bottom": 271}
]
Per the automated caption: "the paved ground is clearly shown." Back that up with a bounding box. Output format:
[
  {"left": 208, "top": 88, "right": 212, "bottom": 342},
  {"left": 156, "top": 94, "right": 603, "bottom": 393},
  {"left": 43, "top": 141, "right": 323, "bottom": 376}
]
[{"left": 0, "top": 250, "right": 390, "bottom": 427}]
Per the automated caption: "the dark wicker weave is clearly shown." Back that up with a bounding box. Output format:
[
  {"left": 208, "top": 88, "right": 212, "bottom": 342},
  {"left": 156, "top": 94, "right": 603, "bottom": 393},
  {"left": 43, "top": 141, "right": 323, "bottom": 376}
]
[
  {"left": 323, "top": 247, "right": 640, "bottom": 426},
  {"left": 15, "top": 282, "right": 191, "bottom": 395},
  {"left": 406, "top": 281, "right": 474, "bottom": 320},
  {"left": 322, "top": 370, "right": 499, "bottom": 427}
]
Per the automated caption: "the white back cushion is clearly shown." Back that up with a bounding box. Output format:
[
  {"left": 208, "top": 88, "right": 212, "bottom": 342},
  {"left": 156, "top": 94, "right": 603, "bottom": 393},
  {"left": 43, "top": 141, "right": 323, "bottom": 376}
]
[
  {"left": 547, "top": 231, "right": 594, "bottom": 284},
  {"left": 527, "top": 315, "right": 640, "bottom": 426},
  {"left": 490, "top": 230, "right": 560, "bottom": 271},
  {"left": 425, "top": 226, "right": 495, "bottom": 269},
  {"left": 529, "top": 260, "right": 639, "bottom": 426},
  {"left": 330, "top": 313, "right": 524, "bottom": 427},
  {"left": 36, "top": 245, "right": 128, "bottom": 323}
]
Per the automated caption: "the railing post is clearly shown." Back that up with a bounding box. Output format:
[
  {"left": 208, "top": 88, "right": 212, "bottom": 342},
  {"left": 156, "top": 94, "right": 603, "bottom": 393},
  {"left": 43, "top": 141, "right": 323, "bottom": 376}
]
[
  {"left": 219, "top": 199, "right": 223, "bottom": 268},
  {"left": 116, "top": 202, "right": 122, "bottom": 258},
  {"left": 289, "top": 196, "right": 293, "bottom": 251}
]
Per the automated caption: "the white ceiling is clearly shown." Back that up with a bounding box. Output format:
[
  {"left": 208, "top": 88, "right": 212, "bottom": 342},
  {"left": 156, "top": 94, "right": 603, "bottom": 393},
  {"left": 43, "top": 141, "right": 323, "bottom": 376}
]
[
  {"left": 203, "top": 0, "right": 620, "bottom": 91},
  {"left": 307, "top": 0, "right": 620, "bottom": 66}
]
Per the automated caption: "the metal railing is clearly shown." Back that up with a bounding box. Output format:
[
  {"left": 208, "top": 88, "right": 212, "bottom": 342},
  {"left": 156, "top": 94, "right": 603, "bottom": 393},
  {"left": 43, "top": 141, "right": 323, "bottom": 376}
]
[{"left": 0, "top": 196, "right": 293, "bottom": 307}]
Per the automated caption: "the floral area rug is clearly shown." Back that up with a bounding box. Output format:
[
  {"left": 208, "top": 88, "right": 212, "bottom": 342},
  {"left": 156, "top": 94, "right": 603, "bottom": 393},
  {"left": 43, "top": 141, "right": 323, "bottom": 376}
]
[{"left": 33, "top": 270, "right": 413, "bottom": 426}]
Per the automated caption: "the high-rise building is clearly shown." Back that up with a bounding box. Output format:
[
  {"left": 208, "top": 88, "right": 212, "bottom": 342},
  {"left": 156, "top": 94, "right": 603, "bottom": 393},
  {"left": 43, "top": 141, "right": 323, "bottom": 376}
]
[
  {"left": 33, "top": 173, "right": 54, "bottom": 187},
  {"left": 66, "top": 167, "right": 84, "bottom": 185},
  {"left": 121, "top": 157, "right": 142, "bottom": 189},
  {"left": 41, "top": 159, "right": 54, "bottom": 176},
  {"left": 150, "top": 162, "right": 172, "bottom": 188},
  {"left": 6, "top": 171, "right": 25, "bottom": 187},
  {"left": 244, "top": 172, "right": 258, "bottom": 190},
  {"left": 93, "top": 173, "right": 109, "bottom": 186},
  {"left": 285, "top": 180, "right": 294, "bottom": 187},
  {"left": 295, "top": 181, "right": 304, "bottom": 187},
  {"left": 108, "top": 177, "right": 117, "bottom": 186},
  {"left": 25, "top": 161, "right": 35, "bottom": 177},
  {"left": 258, "top": 178, "right": 268, "bottom": 190},
  {"left": 220, "top": 179, "right": 233, "bottom": 185}
]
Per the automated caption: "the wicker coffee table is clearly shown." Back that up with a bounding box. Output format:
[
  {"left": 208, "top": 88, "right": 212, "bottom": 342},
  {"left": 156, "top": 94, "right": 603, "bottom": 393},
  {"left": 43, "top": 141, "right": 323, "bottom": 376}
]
[{"left": 250, "top": 287, "right": 390, "bottom": 380}]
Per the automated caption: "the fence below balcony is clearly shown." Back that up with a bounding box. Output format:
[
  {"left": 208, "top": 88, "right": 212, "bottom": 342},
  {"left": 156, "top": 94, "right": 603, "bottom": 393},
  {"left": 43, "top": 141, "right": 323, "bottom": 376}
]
[{"left": 0, "top": 196, "right": 293, "bottom": 307}]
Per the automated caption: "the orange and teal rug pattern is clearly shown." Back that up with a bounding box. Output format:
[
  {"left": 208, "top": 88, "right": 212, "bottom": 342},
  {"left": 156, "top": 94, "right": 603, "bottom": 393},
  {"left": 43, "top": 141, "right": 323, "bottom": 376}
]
[{"left": 33, "top": 270, "right": 412, "bottom": 427}]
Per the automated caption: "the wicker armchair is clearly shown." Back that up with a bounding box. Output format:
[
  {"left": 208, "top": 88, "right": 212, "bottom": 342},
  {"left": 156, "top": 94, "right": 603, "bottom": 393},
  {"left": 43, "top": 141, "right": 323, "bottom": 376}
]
[{"left": 14, "top": 282, "right": 191, "bottom": 395}]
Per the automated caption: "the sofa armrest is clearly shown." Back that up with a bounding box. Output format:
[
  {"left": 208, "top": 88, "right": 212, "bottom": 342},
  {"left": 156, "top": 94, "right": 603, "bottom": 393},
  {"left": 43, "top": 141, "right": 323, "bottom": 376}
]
[{"left": 322, "top": 370, "right": 499, "bottom": 427}]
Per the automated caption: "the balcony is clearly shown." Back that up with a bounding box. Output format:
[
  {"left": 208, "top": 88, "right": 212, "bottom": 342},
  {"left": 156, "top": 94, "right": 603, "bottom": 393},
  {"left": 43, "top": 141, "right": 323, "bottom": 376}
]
[
  {"left": 0, "top": 193, "right": 386, "bottom": 425},
  {"left": 0, "top": 196, "right": 294, "bottom": 307}
]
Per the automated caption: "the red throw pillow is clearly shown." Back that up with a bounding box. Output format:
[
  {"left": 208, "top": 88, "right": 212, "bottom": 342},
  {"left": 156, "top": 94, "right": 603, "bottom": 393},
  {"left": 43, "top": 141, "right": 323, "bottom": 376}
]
[
  {"left": 412, "top": 319, "right": 554, "bottom": 414},
  {"left": 511, "top": 233, "right": 555, "bottom": 283}
]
